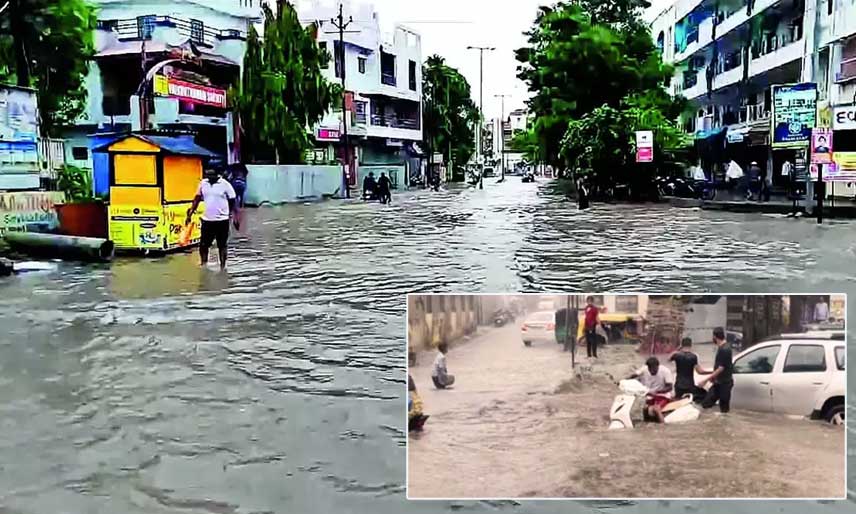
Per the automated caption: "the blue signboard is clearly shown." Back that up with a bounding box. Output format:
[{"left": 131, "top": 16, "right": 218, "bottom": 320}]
[{"left": 771, "top": 83, "right": 817, "bottom": 148}]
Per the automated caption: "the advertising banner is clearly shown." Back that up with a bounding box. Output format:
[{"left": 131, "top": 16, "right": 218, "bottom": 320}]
[
  {"left": 0, "top": 191, "right": 64, "bottom": 235},
  {"left": 810, "top": 128, "right": 833, "bottom": 164},
  {"left": 153, "top": 76, "right": 227, "bottom": 108},
  {"left": 635, "top": 130, "right": 653, "bottom": 163},
  {"left": 108, "top": 203, "right": 201, "bottom": 250},
  {"left": 771, "top": 83, "right": 817, "bottom": 148}
]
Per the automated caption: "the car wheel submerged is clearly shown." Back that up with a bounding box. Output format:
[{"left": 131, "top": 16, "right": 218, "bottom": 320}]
[{"left": 827, "top": 404, "right": 845, "bottom": 425}]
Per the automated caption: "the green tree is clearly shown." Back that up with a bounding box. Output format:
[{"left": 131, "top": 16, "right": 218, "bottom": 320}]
[
  {"left": 422, "top": 55, "right": 479, "bottom": 181},
  {"left": 515, "top": 1, "right": 676, "bottom": 172},
  {"left": 0, "top": 0, "right": 97, "bottom": 136},
  {"left": 235, "top": 1, "right": 339, "bottom": 163},
  {"left": 560, "top": 93, "right": 690, "bottom": 198}
]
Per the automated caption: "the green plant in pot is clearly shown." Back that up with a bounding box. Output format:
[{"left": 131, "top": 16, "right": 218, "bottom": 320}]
[{"left": 55, "top": 165, "right": 107, "bottom": 238}]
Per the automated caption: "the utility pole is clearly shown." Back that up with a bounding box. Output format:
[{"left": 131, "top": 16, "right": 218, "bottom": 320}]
[
  {"left": 139, "top": 36, "right": 148, "bottom": 131},
  {"left": 494, "top": 93, "right": 510, "bottom": 182},
  {"left": 466, "top": 45, "right": 495, "bottom": 190},
  {"left": 327, "top": 3, "right": 358, "bottom": 198}
]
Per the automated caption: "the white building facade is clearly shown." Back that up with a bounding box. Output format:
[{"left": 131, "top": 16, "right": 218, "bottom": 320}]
[
  {"left": 62, "top": 0, "right": 262, "bottom": 179},
  {"left": 651, "top": 0, "right": 856, "bottom": 193},
  {"left": 300, "top": 0, "right": 423, "bottom": 189}
]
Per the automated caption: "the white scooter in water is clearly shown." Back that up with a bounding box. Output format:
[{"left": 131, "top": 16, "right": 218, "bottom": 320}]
[{"left": 608, "top": 380, "right": 699, "bottom": 429}]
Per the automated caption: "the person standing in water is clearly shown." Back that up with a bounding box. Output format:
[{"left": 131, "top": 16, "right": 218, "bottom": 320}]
[
  {"left": 186, "top": 167, "right": 239, "bottom": 270},
  {"left": 377, "top": 172, "right": 392, "bottom": 204},
  {"left": 669, "top": 338, "right": 710, "bottom": 402}
]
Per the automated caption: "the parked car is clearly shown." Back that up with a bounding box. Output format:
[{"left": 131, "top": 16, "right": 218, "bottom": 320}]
[
  {"left": 730, "top": 337, "right": 845, "bottom": 425},
  {"left": 521, "top": 311, "right": 556, "bottom": 347},
  {"left": 483, "top": 167, "right": 495, "bottom": 178}
]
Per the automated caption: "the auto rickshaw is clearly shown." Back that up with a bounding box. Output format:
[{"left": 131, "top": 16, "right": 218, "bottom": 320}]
[{"left": 576, "top": 312, "right": 646, "bottom": 347}]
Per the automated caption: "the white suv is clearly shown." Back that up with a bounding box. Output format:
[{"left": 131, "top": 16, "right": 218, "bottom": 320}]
[{"left": 730, "top": 337, "right": 845, "bottom": 425}]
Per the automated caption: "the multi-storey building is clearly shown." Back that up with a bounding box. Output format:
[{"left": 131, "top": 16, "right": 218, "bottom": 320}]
[
  {"left": 651, "top": 0, "right": 856, "bottom": 190},
  {"left": 300, "top": 0, "right": 423, "bottom": 189},
  {"left": 63, "top": 0, "right": 262, "bottom": 186}
]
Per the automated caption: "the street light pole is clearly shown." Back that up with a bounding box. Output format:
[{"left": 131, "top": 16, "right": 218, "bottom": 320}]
[
  {"left": 494, "top": 93, "right": 510, "bottom": 182},
  {"left": 466, "top": 45, "right": 495, "bottom": 190}
]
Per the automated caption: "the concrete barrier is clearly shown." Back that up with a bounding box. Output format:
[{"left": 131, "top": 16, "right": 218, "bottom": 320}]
[{"left": 244, "top": 165, "right": 345, "bottom": 206}]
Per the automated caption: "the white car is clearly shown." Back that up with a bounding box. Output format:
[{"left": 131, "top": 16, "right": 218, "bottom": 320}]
[
  {"left": 730, "top": 337, "right": 845, "bottom": 424},
  {"left": 521, "top": 311, "right": 556, "bottom": 347}
]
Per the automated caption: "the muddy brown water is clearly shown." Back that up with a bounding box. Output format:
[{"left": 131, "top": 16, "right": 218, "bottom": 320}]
[
  {"left": 408, "top": 332, "right": 844, "bottom": 499},
  {"left": 0, "top": 180, "right": 853, "bottom": 513}
]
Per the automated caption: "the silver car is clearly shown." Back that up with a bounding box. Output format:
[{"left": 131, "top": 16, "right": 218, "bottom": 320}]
[
  {"left": 730, "top": 337, "right": 845, "bottom": 424},
  {"left": 521, "top": 311, "right": 555, "bottom": 347}
]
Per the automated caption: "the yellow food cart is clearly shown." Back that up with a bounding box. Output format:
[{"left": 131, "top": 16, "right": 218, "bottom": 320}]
[
  {"left": 94, "top": 134, "right": 215, "bottom": 252},
  {"left": 576, "top": 312, "right": 646, "bottom": 346}
]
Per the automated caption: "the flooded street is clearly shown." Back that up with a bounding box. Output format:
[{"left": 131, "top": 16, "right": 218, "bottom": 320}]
[
  {"left": 0, "top": 179, "right": 854, "bottom": 513},
  {"left": 408, "top": 327, "right": 845, "bottom": 499}
]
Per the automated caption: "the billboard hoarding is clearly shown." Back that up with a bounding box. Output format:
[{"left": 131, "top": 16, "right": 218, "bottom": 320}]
[{"left": 771, "top": 83, "right": 817, "bottom": 148}]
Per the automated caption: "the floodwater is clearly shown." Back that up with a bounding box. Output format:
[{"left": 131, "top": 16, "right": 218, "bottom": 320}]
[
  {"left": 408, "top": 326, "right": 845, "bottom": 499},
  {"left": 0, "top": 179, "right": 853, "bottom": 513}
]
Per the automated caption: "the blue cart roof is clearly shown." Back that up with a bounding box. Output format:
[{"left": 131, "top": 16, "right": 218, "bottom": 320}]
[{"left": 93, "top": 134, "right": 219, "bottom": 158}]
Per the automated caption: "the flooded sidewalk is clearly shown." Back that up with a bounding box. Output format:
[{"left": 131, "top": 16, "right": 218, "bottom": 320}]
[{"left": 408, "top": 330, "right": 845, "bottom": 499}]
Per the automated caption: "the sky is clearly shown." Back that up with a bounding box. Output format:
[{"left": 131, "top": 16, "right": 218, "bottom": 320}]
[{"left": 295, "top": 0, "right": 674, "bottom": 121}]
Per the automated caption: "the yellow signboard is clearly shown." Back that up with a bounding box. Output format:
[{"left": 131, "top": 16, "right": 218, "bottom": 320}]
[
  {"left": 108, "top": 203, "right": 202, "bottom": 251},
  {"left": 108, "top": 205, "right": 163, "bottom": 249},
  {"left": 153, "top": 75, "right": 169, "bottom": 96}
]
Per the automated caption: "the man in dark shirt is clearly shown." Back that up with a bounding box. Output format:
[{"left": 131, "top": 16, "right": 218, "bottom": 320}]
[
  {"left": 700, "top": 327, "right": 734, "bottom": 413},
  {"left": 670, "top": 338, "right": 710, "bottom": 402}
]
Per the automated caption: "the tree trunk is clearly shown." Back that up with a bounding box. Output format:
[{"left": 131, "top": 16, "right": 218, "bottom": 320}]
[{"left": 10, "top": 0, "right": 31, "bottom": 87}]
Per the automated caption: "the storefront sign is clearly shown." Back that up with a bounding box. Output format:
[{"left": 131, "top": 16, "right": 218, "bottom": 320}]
[
  {"left": 0, "top": 191, "right": 65, "bottom": 235},
  {"left": 108, "top": 203, "right": 201, "bottom": 250},
  {"left": 771, "top": 83, "right": 817, "bottom": 148},
  {"left": 810, "top": 128, "right": 833, "bottom": 164},
  {"left": 317, "top": 128, "right": 340, "bottom": 141},
  {"left": 153, "top": 76, "right": 227, "bottom": 108},
  {"left": 635, "top": 130, "right": 653, "bottom": 162},
  {"left": 832, "top": 105, "right": 856, "bottom": 130}
]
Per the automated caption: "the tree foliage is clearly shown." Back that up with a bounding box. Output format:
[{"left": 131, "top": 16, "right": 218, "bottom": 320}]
[
  {"left": 515, "top": 1, "right": 678, "bottom": 172},
  {"left": 560, "top": 93, "right": 691, "bottom": 196},
  {"left": 235, "top": 1, "right": 339, "bottom": 163},
  {"left": 422, "top": 55, "right": 479, "bottom": 180},
  {"left": 0, "top": 0, "right": 97, "bottom": 136}
]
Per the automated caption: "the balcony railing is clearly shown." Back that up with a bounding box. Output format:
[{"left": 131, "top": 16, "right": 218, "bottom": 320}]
[
  {"left": 370, "top": 113, "right": 420, "bottom": 130},
  {"left": 98, "top": 16, "right": 245, "bottom": 47},
  {"left": 836, "top": 58, "right": 856, "bottom": 83},
  {"left": 737, "top": 103, "right": 770, "bottom": 124},
  {"left": 381, "top": 72, "right": 396, "bottom": 87}
]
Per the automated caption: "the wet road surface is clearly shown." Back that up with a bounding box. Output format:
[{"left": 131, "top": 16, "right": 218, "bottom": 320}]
[
  {"left": 408, "top": 324, "right": 845, "bottom": 499},
  {"left": 0, "top": 179, "right": 853, "bottom": 513}
]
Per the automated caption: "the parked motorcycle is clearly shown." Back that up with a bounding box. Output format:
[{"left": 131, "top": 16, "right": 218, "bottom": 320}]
[{"left": 493, "top": 309, "right": 515, "bottom": 327}]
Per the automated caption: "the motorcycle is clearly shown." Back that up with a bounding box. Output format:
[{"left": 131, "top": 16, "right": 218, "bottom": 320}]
[{"left": 493, "top": 309, "right": 515, "bottom": 327}]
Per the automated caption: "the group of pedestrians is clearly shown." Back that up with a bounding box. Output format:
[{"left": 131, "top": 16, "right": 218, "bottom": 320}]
[
  {"left": 628, "top": 327, "right": 734, "bottom": 423},
  {"left": 362, "top": 171, "right": 393, "bottom": 204}
]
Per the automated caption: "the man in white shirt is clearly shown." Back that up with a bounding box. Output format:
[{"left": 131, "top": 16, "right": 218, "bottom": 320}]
[
  {"left": 814, "top": 299, "right": 829, "bottom": 322},
  {"left": 629, "top": 356, "right": 674, "bottom": 422},
  {"left": 186, "top": 168, "right": 239, "bottom": 269}
]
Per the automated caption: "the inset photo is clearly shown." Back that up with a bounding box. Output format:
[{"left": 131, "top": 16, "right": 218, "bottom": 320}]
[{"left": 406, "top": 294, "right": 846, "bottom": 500}]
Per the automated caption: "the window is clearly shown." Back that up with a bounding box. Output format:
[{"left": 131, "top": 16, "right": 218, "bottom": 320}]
[
  {"left": 835, "top": 346, "right": 845, "bottom": 370},
  {"left": 137, "top": 15, "right": 156, "bottom": 39},
  {"left": 380, "top": 51, "right": 396, "bottom": 86},
  {"left": 358, "top": 56, "right": 366, "bottom": 74},
  {"left": 783, "top": 345, "right": 826, "bottom": 373},
  {"left": 409, "top": 60, "right": 417, "bottom": 91},
  {"left": 828, "top": 0, "right": 834, "bottom": 15},
  {"left": 190, "top": 19, "right": 204, "bottom": 45},
  {"left": 734, "top": 345, "right": 780, "bottom": 374},
  {"left": 319, "top": 42, "right": 329, "bottom": 68},
  {"left": 71, "top": 147, "right": 89, "bottom": 161},
  {"left": 614, "top": 296, "right": 638, "bottom": 313}
]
